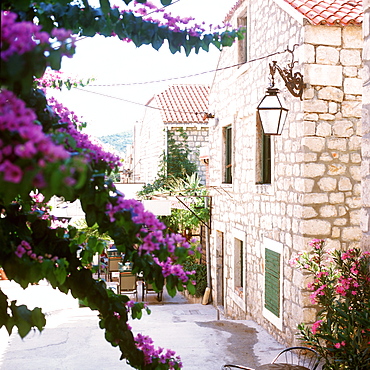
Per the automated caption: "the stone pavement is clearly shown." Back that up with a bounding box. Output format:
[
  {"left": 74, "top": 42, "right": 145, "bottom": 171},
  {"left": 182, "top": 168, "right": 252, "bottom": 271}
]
[{"left": 0, "top": 280, "right": 285, "bottom": 370}]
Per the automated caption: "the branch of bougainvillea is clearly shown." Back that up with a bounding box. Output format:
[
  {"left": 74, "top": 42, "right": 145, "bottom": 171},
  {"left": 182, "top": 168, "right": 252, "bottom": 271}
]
[
  {"left": 36, "top": 69, "right": 95, "bottom": 91},
  {"left": 1, "top": 11, "right": 76, "bottom": 92},
  {"left": 6, "top": 1, "right": 245, "bottom": 55}
]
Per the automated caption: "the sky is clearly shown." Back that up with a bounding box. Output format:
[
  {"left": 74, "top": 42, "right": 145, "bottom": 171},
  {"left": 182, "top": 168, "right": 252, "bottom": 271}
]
[{"left": 51, "top": 0, "right": 237, "bottom": 137}]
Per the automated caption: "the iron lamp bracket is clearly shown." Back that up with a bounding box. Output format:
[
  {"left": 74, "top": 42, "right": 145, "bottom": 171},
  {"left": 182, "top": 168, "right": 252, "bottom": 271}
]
[{"left": 269, "top": 47, "right": 304, "bottom": 100}]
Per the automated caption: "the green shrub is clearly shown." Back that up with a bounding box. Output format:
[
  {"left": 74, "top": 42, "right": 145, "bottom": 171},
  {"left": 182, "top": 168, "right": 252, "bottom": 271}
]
[{"left": 183, "top": 258, "right": 207, "bottom": 297}]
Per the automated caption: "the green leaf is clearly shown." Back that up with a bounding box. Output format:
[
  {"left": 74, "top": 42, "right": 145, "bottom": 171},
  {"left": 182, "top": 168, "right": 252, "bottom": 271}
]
[
  {"left": 48, "top": 50, "right": 62, "bottom": 70},
  {"left": 31, "top": 307, "right": 46, "bottom": 331},
  {"left": 99, "top": 0, "right": 111, "bottom": 16},
  {"left": 160, "top": 0, "right": 172, "bottom": 5}
]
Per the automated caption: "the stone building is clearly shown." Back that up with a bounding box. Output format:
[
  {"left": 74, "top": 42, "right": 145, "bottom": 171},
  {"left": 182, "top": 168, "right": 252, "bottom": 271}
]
[
  {"left": 363, "top": 0, "right": 370, "bottom": 249},
  {"left": 207, "top": 0, "right": 364, "bottom": 346},
  {"left": 133, "top": 84, "right": 210, "bottom": 185}
]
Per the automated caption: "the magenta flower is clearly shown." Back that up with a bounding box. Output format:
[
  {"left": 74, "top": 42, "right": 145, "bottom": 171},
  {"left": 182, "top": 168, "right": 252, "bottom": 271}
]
[{"left": 0, "top": 160, "right": 22, "bottom": 183}]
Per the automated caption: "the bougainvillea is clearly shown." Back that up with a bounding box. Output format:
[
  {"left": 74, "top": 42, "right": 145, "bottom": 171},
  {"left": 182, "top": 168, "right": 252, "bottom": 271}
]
[{"left": 0, "top": 1, "right": 245, "bottom": 368}]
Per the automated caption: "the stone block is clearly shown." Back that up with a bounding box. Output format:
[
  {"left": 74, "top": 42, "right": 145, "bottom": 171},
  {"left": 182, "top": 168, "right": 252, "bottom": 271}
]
[
  {"left": 319, "top": 113, "right": 335, "bottom": 120},
  {"left": 344, "top": 66, "right": 359, "bottom": 77},
  {"left": 349, "top": 165, "right": 361, "bottom": 181},
  {"left": 304, "top": 113, "right": 319, "bottom": 121},
  {"left": 340, "top": 49, "right": 362, "bottom": 66},
  {"left": 327, "top": 138, "right": 347, "bottom": 151},
  {"left": 329, "top": 192, "right": 345, "bottom": 204},
  {"left": 302, "top": 207, "right": 318, "bottom": 219},
  {"left": 302, "top": 137, "right": 325, "bottom": 152},
  {"left": 332, "top": 227, "right": 341, "bottom": 238},
  {"left": 301, "top": 219, "right": 331, "bottom": 236},
  {"left": 320, "top": 205, "right": 338, "bottom": 217},
  {"left": 304, "top": 99, "right": 328, "bottom": 113},
  {"left": 328, "top": 163, "right": 347, "bottom": 175},
  {"left": 343, "top": 26, "right": 363, "bottom": 49},
  {"left": 349, "top": 136, "right": 361, "bottom": 150},
  {"left": 316, "top": 46, "right": 339, "bottom": 65},
  {"left": 304, "top": 193, "right": 328, "bottom": 204},
  {"left": 300, "top": 43, "right": 315, "bottom": 63},
  {"left": 317, "top": 87, "right": 344, "bottom": 102},
  {"left": 316, "top": 121, "right": 332, "bottom": 136},
  {"left": 342, "top": 101, "right": 362, "bottom": 118},
  {"left": 319, "top": 152, "right": 333, "bottom": 161},
  {"left": 350, "top": 209, "right": 361, "bottom": 225},
  {"left": 333, "top": 120, "right": 354, "bottom": 137},
  {"left": 338, "top": 176, "right": 352, "bottom": 191},
  {"left": 328, "top": 102, "right": 337, "bottom": 114},
  {"left": 344, "top": 78, "right": 363, "bottom": 95},
  {"left": 318, "top": 177, "right": 337, "bottom": 191},
  {"left": 305, "top": 25, "right": 341, "bottom": 46},
  {"left": 303, "top": 163, "right": 326, "bottom": 178},
  {"left": 304, "top": 121, "right": 316, "bottom": 135},
  {"left": 342, "top": 227, "right": 362, "bottom": 241},
  {"left": 304, "top": 64, "right": 342, "bottom": 87}
]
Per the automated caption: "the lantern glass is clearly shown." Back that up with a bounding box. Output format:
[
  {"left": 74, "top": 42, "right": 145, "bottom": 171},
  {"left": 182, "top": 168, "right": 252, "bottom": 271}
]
[{"left": 257, "top": 88, "right": 289, "bottom": 135}]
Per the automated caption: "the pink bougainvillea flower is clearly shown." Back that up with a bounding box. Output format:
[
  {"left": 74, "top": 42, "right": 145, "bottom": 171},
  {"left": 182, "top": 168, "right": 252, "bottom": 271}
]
[{"left": 0, "top": 160, "right": 23, "bottom": 183}]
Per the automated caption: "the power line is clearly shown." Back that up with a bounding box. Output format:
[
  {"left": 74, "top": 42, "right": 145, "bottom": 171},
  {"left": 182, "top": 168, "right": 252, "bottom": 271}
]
[
  {"left": 74, "top": 87, "right": 205, "bottom": 116},
  {"left": 74, "top": 48, "right": 291, "bottom": 115},
  {"left": 86, "top": 49, "right": 288, "bottom": 87}
]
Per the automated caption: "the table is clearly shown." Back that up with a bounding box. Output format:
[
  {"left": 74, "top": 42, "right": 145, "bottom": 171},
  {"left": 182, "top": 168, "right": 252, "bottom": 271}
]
[{"left": 255, "top": 364, "right": 309, "bottom": 370}]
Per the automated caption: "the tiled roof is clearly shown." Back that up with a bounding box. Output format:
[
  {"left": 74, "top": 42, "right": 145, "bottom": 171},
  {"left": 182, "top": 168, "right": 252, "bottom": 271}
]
[
  {"left": 285, "top": 0, "right": 363, "bottom": 25},
  {"left": 225, "top": 0, "right": 363, "bottom": 26},
  {"left": 153, "top": 85, "right": 210, "bottom": 124}
]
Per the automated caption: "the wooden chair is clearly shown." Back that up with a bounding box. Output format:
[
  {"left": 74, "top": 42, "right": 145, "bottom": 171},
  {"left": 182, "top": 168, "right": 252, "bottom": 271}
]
[
  {"left": 107, "top": 256, "right": 121, "bottom": 281},
  {"left": 271, "top": 346, "right": 320, "bottom": 370},
  {"left": 119, "top": 272, "right": 138, "bottom": 300},
  {"left": 142, "top": 281, "right": 163, "bottom": 302}
]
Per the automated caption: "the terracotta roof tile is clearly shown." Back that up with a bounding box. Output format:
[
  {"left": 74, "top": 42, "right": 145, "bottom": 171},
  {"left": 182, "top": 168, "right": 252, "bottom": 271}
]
[
  {"left": 153, "top": 85, "right": 210, "bottom": 124},
  {"left": 225, "top": 0, "right": 363, "bottom": 26},
  {"left": 284, "top": 0, "right": 363, "bottom": 25}
]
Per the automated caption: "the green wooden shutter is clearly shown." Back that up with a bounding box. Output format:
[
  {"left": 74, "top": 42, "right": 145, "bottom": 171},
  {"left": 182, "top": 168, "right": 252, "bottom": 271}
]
[
  {"left": 264, "top": 248, "right": 280, "bottom": 317},
  {"left": 225, "top": 126, "right": 232, "bottom": 183}
]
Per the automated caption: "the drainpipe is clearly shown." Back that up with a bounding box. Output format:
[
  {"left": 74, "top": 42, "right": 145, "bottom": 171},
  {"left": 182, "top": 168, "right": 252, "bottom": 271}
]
[{"left": 202, "top": 196, "right": 212, "bottom": 305}]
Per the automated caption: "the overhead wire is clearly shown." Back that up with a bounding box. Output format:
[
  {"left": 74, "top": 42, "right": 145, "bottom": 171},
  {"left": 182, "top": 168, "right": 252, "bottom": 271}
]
[
  {"left": 86, "top": 49, "right": 288, "bottom": 87},
  {"left": 74, "top": 48, "right": 290, "bottom": 116}
]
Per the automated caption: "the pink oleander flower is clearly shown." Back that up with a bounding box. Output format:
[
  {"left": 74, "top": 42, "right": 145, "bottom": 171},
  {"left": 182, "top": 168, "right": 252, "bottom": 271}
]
[{"left": 311, "top": 320, "right": 322, "bottom": 335}]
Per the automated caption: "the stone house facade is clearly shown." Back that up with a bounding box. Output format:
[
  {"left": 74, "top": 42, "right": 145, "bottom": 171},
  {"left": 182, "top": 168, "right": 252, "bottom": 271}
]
[
  {"left": 133, "top": 84, "right": 210, "bottom": 185},
  {"left": 363, "top": 0, "right": 370, "bottom": 249},
  {"left": 207, "top": 0, "right": 364, "bottom": 346}
]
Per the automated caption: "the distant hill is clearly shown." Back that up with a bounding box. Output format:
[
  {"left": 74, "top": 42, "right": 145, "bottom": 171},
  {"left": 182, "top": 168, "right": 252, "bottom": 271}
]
[{"left": 98, "top": 131, "right": 133, "bottom": 154}]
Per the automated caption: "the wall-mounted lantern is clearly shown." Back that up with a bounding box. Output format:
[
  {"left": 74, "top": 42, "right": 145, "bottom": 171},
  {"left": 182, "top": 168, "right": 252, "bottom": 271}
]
[{"left": 257, "top": 47, "right": 304, "bottom": 135}]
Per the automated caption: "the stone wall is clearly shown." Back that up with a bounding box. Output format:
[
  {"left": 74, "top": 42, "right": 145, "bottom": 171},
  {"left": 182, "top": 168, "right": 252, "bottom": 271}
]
[
  {"left": 363, "top": 0, "right": 370, "bottom": 250},
  {"left": 208, "top": 0, "right": 363, "bottom": 347},
  {"left": 301, "top": 25, "right": 363, "bottom": 249},
  {"left": 133, "top": 108, "right": 164, "bottom": 184},
  {"left": 170, "top": 126, "right": 209, "bottom": 184}
]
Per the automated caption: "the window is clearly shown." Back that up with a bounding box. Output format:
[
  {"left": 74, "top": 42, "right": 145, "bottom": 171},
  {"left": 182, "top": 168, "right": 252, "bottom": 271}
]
[
  {"left": 234, "top": 238, "right": 244, "bottom": 289},
  {"left": 237, "top": 11, "right": 249, "bottom": 65},
  {"left": 264, "top": 248, "right": 280, "bottom": 317},
  {"left": 223, "top": 125, "right": 232, "bottom": 184},
  {"left": 263, "top": 238, "right": 283, "bottom": 330},
  {"left": 256, "top": 117, "right": 271, "bottom": 184}
]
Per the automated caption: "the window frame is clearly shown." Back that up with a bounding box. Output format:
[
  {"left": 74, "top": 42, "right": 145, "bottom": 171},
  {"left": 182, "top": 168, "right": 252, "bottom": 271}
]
[
  {"left": 223, "top": 125, "right": 233, "bottom": 184},
  {"left": 262, "top": 237, "right": 283, "bottom": 330},
  {"left": 256, "top": 116, "right": 272, "bottom": 185}
]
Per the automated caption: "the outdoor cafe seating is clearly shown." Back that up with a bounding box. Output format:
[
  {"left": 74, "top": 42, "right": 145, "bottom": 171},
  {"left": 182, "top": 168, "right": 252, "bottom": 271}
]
[
  {"left": 142, "top": 281, "right": 163, "bottom": 302},
  {"left": 119, "top": 271, "right": 138, "bottom": 300},
  {"left": 222, "top": 346, "right": 320, "bottom": 370}
]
